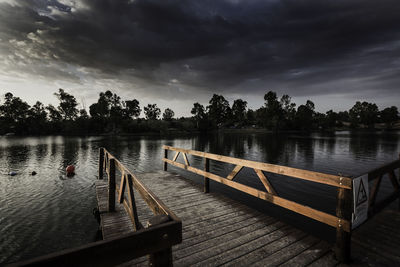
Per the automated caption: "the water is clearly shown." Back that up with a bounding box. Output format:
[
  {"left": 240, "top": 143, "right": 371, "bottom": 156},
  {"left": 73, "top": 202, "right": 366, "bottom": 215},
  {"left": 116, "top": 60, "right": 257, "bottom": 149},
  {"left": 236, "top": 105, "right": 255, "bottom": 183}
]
[{"left": 0, "top": 132, "right": 399, "bottom": 264}]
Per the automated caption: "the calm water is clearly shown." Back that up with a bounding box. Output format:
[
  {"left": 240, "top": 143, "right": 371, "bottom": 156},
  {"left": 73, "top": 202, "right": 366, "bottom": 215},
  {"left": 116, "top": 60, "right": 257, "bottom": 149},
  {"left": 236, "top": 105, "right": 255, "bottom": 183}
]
[{"left": 1, "top": 132, "right": 399, "bottom": 264}]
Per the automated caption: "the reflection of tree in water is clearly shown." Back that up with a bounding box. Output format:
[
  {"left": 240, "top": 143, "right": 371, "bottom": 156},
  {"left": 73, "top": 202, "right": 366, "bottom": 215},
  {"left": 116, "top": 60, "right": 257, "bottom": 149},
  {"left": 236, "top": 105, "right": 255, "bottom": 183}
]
[
  {"left": 293, "top": 133, "right": 315, "bottom": 168},
  {"left": 349, "top": 132, "right": 379, "bottom": 159},
  {"left": 6, "top": 145, "right": 29, "bottom": 167},
  {"left": 247, "top": 135, "right": 253, "bottom": 151},
  {"left": 35, "top": 144, "right": 48, "bottom": 163},
  {"left": 316, "top": 133, "right": 336, "bottom": 156},
  {"left": 207, "top": 133, "right": 232, "bottom": 156},
  {"left": 61, "top": 138, "right": 80, "bottom": 169},
  {"left": 377, "top": 132, "right": 400, "bottom": 156},
  {"left": 191, "top": 134, "right": 209, "bottom": 152},
  {"left": 254, "top": 133, "right": 288, "bottom": 164}
]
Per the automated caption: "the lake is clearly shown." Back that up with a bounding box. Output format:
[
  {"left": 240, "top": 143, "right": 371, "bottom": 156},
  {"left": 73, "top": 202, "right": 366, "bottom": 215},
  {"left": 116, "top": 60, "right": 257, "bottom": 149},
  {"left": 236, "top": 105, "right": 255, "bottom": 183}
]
[{"left": 1, "top": 131, "right": 399, "bottom": 264}]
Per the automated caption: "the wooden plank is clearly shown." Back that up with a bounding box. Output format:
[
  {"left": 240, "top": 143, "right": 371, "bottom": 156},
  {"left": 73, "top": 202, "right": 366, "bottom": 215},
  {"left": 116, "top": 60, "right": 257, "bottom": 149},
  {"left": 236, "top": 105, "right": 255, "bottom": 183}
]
[
  {"left": 180, "top": 215, "right": 276, "bottom": 248},
  {"left": 15, "top": 221, "right": 182, "bottom": 267},
  {"left": 280, "top": 240, "right": 332, "bottom": 267},
  {"left": 182, "top": 153, "right": 190, "bottom": 166},
  {"left": 98, "top": 148, "right": 104, "bottom": 179},
  {"left": 175, "top": 221, "right": 286, "bottom": 265},
  {"left": 164, "top": 149, "right": 168, "bottom": 171},
  {"left": 373, "top": 189, "right": 400, "bottom": 214},
  {"left": 222, "top": 228, "right": 307, "bottom": 266},
  {"left": 367, "top": 159, "right": 400, "bottom": 181},
  {"left": 254, "top": 168, "right": 277, "bottom": 195},
  {"left": 172, "top": 151, "right": 180, "bottom": 162},
  {"left": 204, "top": 158, "right": 210, "bottom": 193},
  {"left": 198, "top": 226, "right": 300, "bottom": 266},
  {"left": 307, "top": 251, "right": 337, "bottom": 267},
  {"left": 163, "top": 158, "right": 351, "bottom": 232},
  {"left": 108, "top": 158, "right": 116, "bottom": 212},
  {"left": 118, "top": 174, "right": 126, "bottom": 204},
  {"left": 163, "top": 145, "right": 352, "bottom": 189},
  {"left": 252, "top": 235, "right": 320, "bottom": 267},
  {"left": 369, "top": 174, "right": 382, "bottom": 208},
  {"left": 125, "top": 175, "right": 142, "bottom": 231},
  {"left": 226, "top": 165, "right": 243, "bottom": 181}
]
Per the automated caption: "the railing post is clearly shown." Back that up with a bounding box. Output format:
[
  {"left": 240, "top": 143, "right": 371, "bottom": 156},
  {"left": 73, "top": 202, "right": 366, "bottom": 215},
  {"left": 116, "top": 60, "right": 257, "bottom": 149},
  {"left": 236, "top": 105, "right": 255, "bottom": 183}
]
[
  {"left": 398, "top": 153, "right": 400, "bottom": 211},
  {"left": 99, "top": 148, "right": 104, "bottom": 179},
  {"left": 164, "top": 149, "right": 168, "bottom": 171},
  {"left": 204, "top": 158, "right": 210, "bottom": 193},
  {"left": 335, "top": 187, "right": 352, "bottom": 263},
  {"left": 147, "top": 215, "right": 173, "bottom": 267},
  {"left": 108, "top": 158, "right": 116, "bottom": 212}
]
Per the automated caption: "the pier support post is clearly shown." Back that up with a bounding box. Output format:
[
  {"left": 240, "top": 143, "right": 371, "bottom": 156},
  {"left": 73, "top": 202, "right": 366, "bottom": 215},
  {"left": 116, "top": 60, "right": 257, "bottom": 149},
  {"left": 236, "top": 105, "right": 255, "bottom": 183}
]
[
  {"left": 335, "top": 187, "right": 352, "bottom": 263},
  {"left": 204, "top": 158, "right": 210, "bottom": 193},
  {"left": 108, "top": 158, "right": 116, "bottom": 212},
  {"left": 164, "top": 149, "right": 168, "bottom": 171},
  {"left": 147, "top": 215, "right": 173, "bottom": 267},
  {"left": 99, "top": 148, "right": 104, "bottom": 179}
]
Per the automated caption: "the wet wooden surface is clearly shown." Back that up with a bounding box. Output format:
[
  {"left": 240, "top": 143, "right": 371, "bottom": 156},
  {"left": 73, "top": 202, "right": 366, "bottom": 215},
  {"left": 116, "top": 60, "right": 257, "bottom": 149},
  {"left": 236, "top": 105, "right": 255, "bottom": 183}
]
[{"left": 96, "top": 170, "right": 400, "bottom": 266}]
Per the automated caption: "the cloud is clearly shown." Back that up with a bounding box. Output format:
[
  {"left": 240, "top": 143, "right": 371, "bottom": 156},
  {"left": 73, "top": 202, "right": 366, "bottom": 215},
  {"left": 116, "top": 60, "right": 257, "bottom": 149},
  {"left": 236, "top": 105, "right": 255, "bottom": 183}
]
[{"left": 0, "top": 0, "right": 400, "bottom": 114}]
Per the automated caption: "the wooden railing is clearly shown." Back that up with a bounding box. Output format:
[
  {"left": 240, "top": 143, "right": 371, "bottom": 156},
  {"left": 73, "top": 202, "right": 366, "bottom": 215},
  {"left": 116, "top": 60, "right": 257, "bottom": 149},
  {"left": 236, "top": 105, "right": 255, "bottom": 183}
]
[
  {"left": 365, "top": 156, "right": 400, "bottom": 217},
  {"left": 162, "top": 146, "right": 400, "bottom": 263},
  {"left": 13, "top": 148, "right": 182, "bottom": 267},
  {"left": 162, "top": 145, "right": 355, "bottom": 262}
]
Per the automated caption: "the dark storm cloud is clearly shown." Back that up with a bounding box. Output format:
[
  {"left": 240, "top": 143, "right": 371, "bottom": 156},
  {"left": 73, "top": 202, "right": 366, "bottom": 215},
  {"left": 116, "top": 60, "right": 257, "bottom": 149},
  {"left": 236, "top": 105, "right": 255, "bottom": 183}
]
[{"left": 1, "top": 0, "right": 400, "bottom": 99}]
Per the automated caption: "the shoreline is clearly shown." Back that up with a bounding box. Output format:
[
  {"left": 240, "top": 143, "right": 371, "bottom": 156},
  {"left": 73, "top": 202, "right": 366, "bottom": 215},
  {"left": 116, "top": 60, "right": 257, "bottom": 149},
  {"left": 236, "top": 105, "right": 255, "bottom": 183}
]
[{"left": 1, "top": 127, "right": 400, "bottom": 138}]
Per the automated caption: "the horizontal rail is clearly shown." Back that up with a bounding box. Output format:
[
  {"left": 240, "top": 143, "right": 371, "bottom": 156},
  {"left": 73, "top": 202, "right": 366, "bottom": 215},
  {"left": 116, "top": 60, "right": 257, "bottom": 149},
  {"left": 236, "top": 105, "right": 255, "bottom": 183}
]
[
  {"left": 367, "top": 159, "right": 400, "bottom": 181},
  {"left": 12, "top": 220, "right": 182, "bottom": 267},
  {"left": 163, "top": 157, "right": 350, "bottom": 232},
  {"left": 162, "top": 145, "right": 352, "bottom": 189}
]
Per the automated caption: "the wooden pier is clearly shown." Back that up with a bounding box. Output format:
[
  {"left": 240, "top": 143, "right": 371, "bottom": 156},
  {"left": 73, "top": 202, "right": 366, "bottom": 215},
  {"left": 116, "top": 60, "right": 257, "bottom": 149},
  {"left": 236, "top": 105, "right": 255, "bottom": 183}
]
[{"left": 13, "top": 146, "right": 400, "bottom": 266}]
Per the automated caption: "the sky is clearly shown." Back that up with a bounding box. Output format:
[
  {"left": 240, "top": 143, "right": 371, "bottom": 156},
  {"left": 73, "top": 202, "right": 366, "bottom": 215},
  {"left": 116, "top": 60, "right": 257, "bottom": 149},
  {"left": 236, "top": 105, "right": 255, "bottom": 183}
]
[{"left": 0, "top": 0, "right": 399, "bottom": 117}]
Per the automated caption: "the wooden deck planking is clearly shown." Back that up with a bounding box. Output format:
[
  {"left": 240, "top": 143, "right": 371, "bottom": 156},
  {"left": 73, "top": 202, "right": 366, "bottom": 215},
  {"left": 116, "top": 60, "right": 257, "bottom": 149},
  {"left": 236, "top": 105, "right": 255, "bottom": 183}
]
[{"left": 96, "top": 170, "right": 400, "bottom": 266}]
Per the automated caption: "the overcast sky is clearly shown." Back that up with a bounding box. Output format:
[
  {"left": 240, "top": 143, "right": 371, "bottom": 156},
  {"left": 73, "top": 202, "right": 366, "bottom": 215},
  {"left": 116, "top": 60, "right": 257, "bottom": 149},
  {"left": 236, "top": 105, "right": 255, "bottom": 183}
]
[{"left": 0, "top": 0, "right": 399, "bottom": 116}]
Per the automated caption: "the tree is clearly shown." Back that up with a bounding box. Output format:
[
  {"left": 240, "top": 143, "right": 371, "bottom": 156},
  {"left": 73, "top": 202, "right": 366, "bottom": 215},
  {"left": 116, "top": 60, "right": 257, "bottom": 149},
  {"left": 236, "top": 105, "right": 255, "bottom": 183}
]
[
  {"left": 124, "top": 99, "right": 141, "bottom": 119},
  {"left": 263, "top": 91, "right": 283, "bottom": 130},
  {"left": 54, "top": 89, "right": 78, "bottom": 121},
  {"left": 0, "top": 92, "right": 30, "bottom": 122},
  {"left": 144, "top": 104, "right": 161, "bottom": 120},
  {"left": 232, "top": 99, "right": 247, "bottom": 123},
  {"left": 162, "top": 108, "right": 175, "bottom": 121},
  {"left": 207, "top": 94, "right": 230, "bottom": 126},
  {"left": 295, "top": 100, "right": 315, "bottom": 130},
  {"left": 46, "top": 104, "right": 62, "bottom": 122},
  {"left": 380, "top": 106, "right": 398, "bottom": 128},
  {"left": 349, "top": 101, "right": 379, "bottom": 128},
  {"left": 30, "top": 101, "right": 47, "bottom": 121},
  {"left": 191, "top": 102, "right": 206, "bottom": 128},
  {"left": 280, "top": 94, "right": 296, "bottom": 129},
  {"left": 325, "top": 110, "right": 338, "bottom": 128}
]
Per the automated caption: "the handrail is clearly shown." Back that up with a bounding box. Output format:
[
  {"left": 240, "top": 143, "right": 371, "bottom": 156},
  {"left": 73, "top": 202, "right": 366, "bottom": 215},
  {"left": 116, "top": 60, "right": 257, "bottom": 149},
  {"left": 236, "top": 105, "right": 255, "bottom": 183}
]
[
  {"left": 364, "top": 157, "right": 400, "bottom": 218},
  {"left": 162, "top": 145, "right": 353, "bottom": 262},
  {"left": 162, "top": 145, "right": 352, "bottom": 189},
  {"left": 100, "top": 148, "right": 180, "bottom": 227},
  {"left": 162, "top": 145, "right": 352, "bottom": 230}
]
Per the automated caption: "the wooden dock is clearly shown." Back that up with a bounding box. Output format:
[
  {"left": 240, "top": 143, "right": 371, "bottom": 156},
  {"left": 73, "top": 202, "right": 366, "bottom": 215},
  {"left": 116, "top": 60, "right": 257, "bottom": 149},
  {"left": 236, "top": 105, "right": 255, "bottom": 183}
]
[
  {"left": 14, "top": 147, "right": 400, "bottom": 266},
  {"left": 95, "top": 170, "right": 400, "bottom": 266}
]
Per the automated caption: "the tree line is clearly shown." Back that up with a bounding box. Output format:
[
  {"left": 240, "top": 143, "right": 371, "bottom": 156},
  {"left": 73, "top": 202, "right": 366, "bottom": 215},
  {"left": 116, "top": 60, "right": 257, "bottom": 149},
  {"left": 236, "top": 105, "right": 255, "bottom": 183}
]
[{"left": 0, "top": 89, "right": 398, "bottom": 135}]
